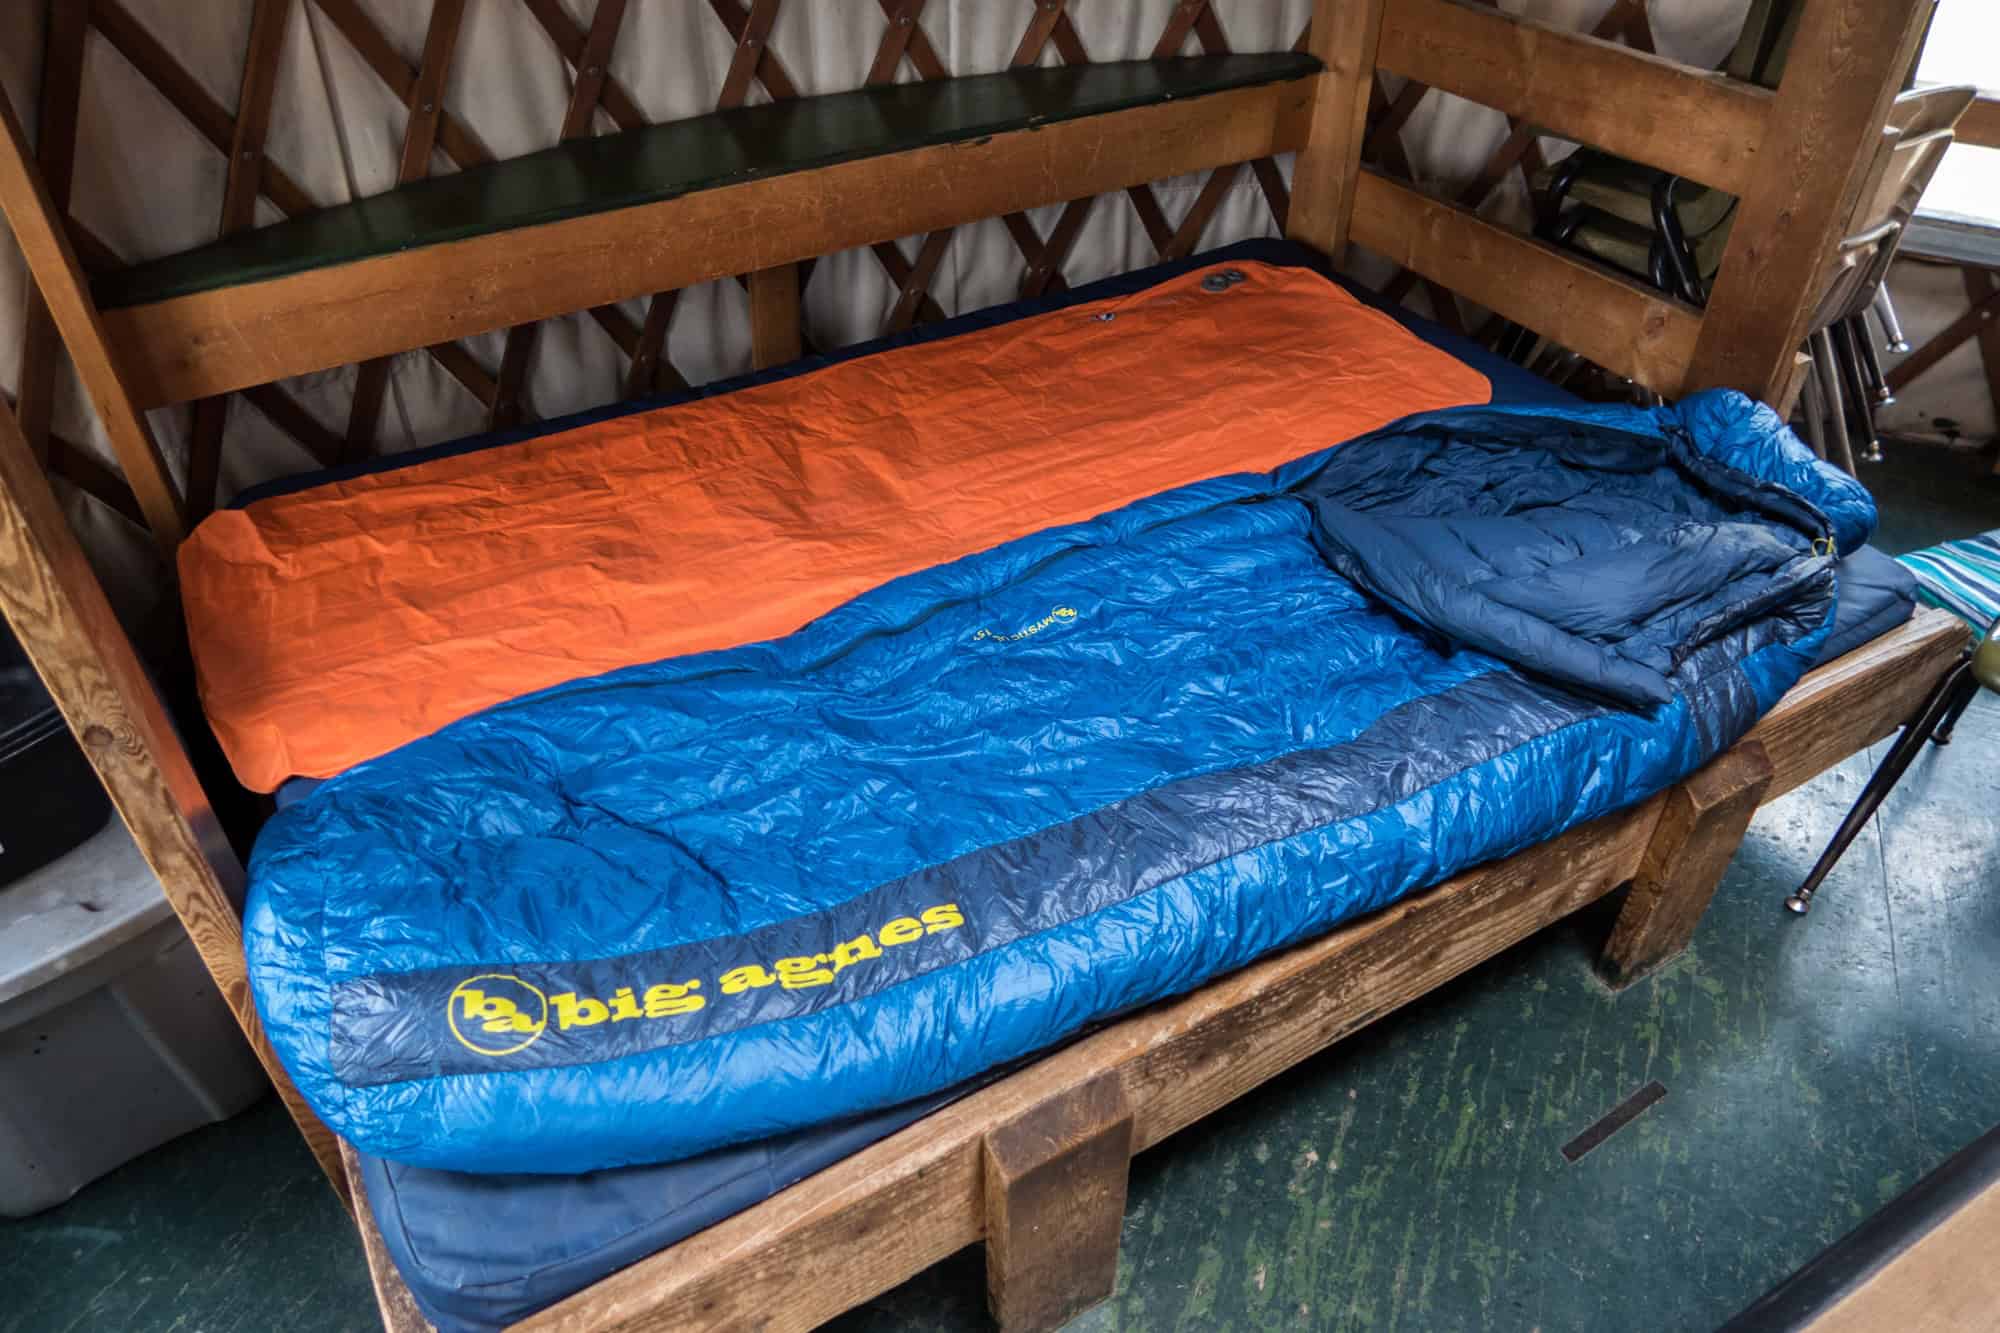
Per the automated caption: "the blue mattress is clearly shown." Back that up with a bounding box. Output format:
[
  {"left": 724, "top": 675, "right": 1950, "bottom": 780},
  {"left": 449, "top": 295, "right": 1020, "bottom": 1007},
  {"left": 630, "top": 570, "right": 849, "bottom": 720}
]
[{"left": 252, "top": 244, "right": 1913, "bottom": 1331}]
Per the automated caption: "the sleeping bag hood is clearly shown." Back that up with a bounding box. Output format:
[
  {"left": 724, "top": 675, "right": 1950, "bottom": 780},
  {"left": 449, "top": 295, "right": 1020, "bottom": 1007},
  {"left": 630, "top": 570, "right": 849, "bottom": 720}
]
[{"left": 1297, "top": 398, "right": 1853, "bottom": 710}]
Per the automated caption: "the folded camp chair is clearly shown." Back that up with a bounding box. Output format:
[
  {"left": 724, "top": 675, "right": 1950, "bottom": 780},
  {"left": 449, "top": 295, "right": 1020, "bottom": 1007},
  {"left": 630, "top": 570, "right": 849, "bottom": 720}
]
[
  {"left": 1547, "top": 68, "right": 1964, "bottom": 315},
  {"left": 1537, "top": 4, "right": 1959, "bottom": 447},
  {"left": 1790, "top": 87, "right": 1974, "bottom": 472},
  {"left": 1787, "top": 536, "right": 2000, "bottom": 915},
  {"left": 1542, "top": 83, "right": 1970, "bottom": 473},
  {"left": 1539, "top": 0, "right": 1803, "bottom": 304}
]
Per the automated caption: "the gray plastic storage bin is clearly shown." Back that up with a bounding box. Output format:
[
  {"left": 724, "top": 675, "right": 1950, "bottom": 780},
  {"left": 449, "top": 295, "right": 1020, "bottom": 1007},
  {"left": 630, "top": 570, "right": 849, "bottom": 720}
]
[{"left": 0, "top": 815, "right": 267, "bottom": 1216}]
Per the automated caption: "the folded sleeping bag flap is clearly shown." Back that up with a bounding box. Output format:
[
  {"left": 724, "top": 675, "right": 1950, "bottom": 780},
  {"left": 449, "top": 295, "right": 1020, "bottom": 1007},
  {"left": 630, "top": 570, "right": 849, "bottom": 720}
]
[
  {"left": 246, "top": 388, "right": 1865, "bottom": 1176},
  {"left": 1298, "top": 400, "right": 1863, "bottom": 711}
]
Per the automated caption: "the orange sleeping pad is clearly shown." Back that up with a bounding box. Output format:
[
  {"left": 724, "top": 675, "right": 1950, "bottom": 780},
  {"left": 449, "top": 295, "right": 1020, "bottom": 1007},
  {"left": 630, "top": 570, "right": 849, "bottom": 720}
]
[{"left": 181, "top": 261, "right": 1491, "bottom": 792}]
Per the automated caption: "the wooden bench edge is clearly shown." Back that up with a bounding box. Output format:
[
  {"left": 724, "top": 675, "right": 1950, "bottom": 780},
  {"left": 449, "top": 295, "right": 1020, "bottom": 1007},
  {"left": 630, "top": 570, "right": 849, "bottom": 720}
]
[
  {"left": 1746, "top": 605, "right": 1968, "bottom": 802},
  {"left": 102, "top": 79, "right": 1314, "bottom": 410}
]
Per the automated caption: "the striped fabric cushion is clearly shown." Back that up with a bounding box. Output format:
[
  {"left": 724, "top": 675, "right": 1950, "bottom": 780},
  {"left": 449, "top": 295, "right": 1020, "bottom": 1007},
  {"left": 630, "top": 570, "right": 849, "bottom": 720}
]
[{"left": 1899, "top": 531, "right": 2000, "bottom": 637}]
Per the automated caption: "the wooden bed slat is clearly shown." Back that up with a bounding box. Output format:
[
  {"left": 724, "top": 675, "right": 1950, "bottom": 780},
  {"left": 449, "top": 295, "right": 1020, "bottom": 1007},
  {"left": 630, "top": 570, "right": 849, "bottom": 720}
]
[
  {"left": 98, "top": 74, "right": 1313, "bottom": 408},
  {"left": 1349, "top": 168, "right": 1703, "bottom": 395},
  {"left": 1377, "top": 0, "right": 1774, "bottom": 199}
]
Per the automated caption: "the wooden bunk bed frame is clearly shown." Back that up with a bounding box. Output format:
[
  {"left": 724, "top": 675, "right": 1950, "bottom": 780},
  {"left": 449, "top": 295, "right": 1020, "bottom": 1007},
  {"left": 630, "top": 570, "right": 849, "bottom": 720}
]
[{"left": 0, "top": 2, "right": 1973, "bottom": 1329}]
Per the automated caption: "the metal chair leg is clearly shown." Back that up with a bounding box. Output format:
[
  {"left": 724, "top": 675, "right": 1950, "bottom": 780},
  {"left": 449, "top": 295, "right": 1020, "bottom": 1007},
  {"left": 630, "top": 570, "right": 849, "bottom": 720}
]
[
  {"left": 1651, "top": 175, "right": 1707, "bottom": 306},
  {"left": 1812, "top": 327, "right": 1859, "bottom": 475},
  {"left": 1873, "top": 285, "right": 1911, "bottom": 354},
  {"left": 1799, "top": 361, "right": 1829, "bottom": 461},
  {"left": 1787, "top": 661, "right": 1978, "bottom": 914},
  {"left": 1934, "top": 672, "right": 1981, "bottom": 746},
  {"left": 1833, "top": 319, "right": 1884, "bottom": 463},
  {"left": 1852, "top": 314, "right": 1894, "bottom": 405}
]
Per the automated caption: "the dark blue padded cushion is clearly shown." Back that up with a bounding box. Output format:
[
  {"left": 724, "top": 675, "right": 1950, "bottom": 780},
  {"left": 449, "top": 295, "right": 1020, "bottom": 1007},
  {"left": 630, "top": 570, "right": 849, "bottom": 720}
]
[
  {"left": 1816, "top": 546, "right": 1917, "bottom": 666},
  {"left": 357, "top": 1088, "right": 962, "bottom": 1332}
]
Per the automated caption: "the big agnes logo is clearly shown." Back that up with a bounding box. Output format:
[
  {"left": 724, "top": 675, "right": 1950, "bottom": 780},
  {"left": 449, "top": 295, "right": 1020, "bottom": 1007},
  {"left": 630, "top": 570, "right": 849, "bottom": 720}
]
[
  {"left": 446, "top": 974, "right": 550, "bottom": 1057},
  {"left": 441, "top": 903, "right": 966, "bottom": 1059}
]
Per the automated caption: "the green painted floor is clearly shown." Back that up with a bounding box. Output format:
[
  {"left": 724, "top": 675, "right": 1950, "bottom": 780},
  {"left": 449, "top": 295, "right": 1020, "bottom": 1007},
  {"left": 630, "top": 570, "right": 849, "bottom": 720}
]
[{"left": 4, "top": 444, "right": 1997, "bottom": 1333}]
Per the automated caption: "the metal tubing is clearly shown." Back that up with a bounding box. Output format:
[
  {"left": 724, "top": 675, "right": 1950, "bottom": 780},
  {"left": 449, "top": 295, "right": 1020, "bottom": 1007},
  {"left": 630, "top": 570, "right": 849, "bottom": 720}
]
[{"left": 1787, "top": 662, "right": 1977, "bottom": 914}]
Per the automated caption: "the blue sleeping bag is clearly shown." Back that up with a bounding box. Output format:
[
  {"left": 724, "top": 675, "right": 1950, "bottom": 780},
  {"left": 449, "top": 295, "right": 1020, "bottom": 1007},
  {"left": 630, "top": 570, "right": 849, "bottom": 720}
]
[{"left": 246, "top": 389, "right": 1870, "bottom": 1175}]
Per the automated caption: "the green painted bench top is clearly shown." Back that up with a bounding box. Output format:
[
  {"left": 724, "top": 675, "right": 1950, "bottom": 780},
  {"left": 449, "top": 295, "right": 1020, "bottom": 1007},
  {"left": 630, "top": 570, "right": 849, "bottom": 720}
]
[{"left": 93, "top": 54, "right": 1317, "bottom": 310}]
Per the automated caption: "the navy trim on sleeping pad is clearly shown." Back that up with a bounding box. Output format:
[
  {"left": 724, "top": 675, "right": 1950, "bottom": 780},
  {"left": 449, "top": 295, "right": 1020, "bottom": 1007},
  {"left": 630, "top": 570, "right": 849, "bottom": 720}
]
[
  {"left": 227, "top": 238, "right": 1570, "bottom": 509},
  {"left": 1818, "top": 545, "right": 1917, "bottom": 662},
  {"left": 358, "top": 1086, "right": 964, "bottom": 1333}
]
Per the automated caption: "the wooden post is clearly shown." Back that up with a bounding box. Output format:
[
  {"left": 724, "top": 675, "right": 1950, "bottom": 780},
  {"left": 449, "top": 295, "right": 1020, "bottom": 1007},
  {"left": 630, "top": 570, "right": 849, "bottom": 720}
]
[
  {"left": 982, "top": 1072, "right": 1134, "bottom": 1333},
  {"left": 1601, "top": 741, "right": 1774, "bottom": 988},
  {"left": 1683, "top": 0, "right": 1935, "bottom": 404},
  {"left": 1284, "top": 0, "right": 1386, "bottom": 261},
  {"left": 0, "top": 396, "right": 348, "bottom": 1205},
  {"left": 0, "top": 78, "right": 186, "bottom": 551},
  {"left": 748, "top": 262, "right": 803, "bottom": 369}
]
